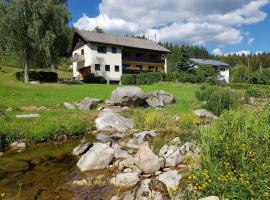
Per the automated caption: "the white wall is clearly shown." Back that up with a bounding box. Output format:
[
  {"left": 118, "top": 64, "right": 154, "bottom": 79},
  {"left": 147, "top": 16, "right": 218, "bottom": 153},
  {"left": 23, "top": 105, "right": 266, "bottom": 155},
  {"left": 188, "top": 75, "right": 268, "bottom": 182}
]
[
  {"left": 88, "top": 43, "right": 122, "bottom": 81},
  {"left": 219, "top": 69, "right": 230, "bottom": 83},
  {"left": 72, "top": 43, "right": 122, "bottom": 81}
]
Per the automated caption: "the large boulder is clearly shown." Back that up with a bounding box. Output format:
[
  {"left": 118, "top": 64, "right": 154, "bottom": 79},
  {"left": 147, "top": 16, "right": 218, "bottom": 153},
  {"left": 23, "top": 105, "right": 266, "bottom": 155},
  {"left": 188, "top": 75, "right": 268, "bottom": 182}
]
[
  {"left": 77, "top": 143, "right": 114, "bottom": 171},
  {"left": 110, "top": 172, "right": 140, "bottom": 189},
  {"left": 95, "top": 110, "right": 134, "bottom": 132},
  {"left": 157, "top": 170, "right": 182, "bottom": 196},
  {"left": 135, "top": 179, "right": 164, "bottom": 200},
  {"left": 109, "top": 86, "right": 146, "bottom": 107},
  {"left": 63, "top": 102, "right": 76, "bottom": 110},
  {"left": 134, "top": 142, "right": 160, "bottom": 174},
  {"left": 146, "top": 90, "right": 176, "bottom": 107},
  {"left": 76, "top": 97, "right": 103, "bottom": 110}
]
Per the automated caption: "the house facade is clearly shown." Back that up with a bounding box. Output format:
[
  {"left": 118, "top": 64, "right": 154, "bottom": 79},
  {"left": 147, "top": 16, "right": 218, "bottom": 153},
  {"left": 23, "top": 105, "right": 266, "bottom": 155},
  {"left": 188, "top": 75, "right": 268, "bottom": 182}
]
[
  {"left": 190, "top": 58, "right": 230, "bottom": 83},
  {"left": 68, "top": 29, "right": 170, "bottom": 83}
]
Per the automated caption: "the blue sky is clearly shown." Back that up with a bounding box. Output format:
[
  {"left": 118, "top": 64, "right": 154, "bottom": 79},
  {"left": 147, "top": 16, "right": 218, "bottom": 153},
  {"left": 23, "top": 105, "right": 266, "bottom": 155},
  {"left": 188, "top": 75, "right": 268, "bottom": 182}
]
[{"left": 67, "top": 0, "right": 270, "bottom": 55}]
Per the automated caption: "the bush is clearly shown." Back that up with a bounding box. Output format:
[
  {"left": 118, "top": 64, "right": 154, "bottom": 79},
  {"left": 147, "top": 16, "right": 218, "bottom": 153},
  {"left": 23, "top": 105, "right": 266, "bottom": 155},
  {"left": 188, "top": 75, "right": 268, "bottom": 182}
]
[
  {"left": 249, "top": 68, "right": 270, "bottom": 85},
  {"left": 83, "top": 74, "right": 106, "bottom": 84},
  {"left": 230, "top": 65, "right": 248, "bottom": 83},
  {"left": 196, "top": 86, "right": 241, "bottom": 116},
  {"left": 164, "top": 72, "right": 178, "bottom": 82},
  {"left": 16, "top": 71, "right": 58, "bottom": 82},
  {"left": 245, "top": 86, "right": 266, "bottom": 98},
  {"left": 136, "top": 72, "right": 164, "bottom": 85},
  {"left": 177, "top": 72, "right": 197, "bottom": 83},
  {"left": 121, "top": 74, "right": 136, "bottom": 85},
  {"left": 56, "top": 57, "right": 72, "bottom": 72},
  {"left": 186, "top": 109, "right": 270, "bottom": 199},
  {"left": 195, "top": 65, "right": 217, "bottom": 83}
]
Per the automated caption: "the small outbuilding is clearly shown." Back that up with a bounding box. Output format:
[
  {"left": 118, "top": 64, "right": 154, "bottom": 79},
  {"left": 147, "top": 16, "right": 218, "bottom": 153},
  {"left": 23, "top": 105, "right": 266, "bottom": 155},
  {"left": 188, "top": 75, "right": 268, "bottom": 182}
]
[{"left": 190, "top": 58, "right": 230, "bottom": 83}]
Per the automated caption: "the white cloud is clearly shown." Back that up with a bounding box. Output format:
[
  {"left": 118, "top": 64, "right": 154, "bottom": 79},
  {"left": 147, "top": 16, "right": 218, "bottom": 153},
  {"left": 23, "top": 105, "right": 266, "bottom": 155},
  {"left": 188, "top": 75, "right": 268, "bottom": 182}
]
[
  {"left": 212, "top": 48, "right": 223, "bottom": 56},
  {"left": 225, "top": 50, "right": 251, "bottom": 56},
  {"left": 248, "top": 37, "right": 255, "bottom": 45},
  {"left": 74, "top": 0, "right": 269, "bottom": 46}
]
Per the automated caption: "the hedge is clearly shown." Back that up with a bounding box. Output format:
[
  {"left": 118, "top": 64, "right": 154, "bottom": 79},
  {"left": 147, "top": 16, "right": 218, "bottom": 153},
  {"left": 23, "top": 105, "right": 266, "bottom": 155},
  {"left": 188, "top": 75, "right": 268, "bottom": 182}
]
[
  {"left": 121, "top": 72, "right": 165, "bottom": 85},
  {"left": 83, "top": 74, "right": 106, "bottom": 84},
  {"left": 16, "top": 71, "right": 58, "bottom": 82}
]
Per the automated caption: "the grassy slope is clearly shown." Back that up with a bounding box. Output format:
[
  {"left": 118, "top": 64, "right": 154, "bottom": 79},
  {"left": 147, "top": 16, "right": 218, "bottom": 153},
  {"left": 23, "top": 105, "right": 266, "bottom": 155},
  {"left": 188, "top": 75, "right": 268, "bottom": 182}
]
[{"left": 0, "top": 66, "right": 198, "bottom": 114}]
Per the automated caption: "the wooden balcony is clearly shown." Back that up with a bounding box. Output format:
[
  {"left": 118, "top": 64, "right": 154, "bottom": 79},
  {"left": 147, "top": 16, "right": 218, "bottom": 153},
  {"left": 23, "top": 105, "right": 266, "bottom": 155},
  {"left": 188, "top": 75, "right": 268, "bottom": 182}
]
[{"left": 122, "top": 56, "right": 165, "bottom": 64}]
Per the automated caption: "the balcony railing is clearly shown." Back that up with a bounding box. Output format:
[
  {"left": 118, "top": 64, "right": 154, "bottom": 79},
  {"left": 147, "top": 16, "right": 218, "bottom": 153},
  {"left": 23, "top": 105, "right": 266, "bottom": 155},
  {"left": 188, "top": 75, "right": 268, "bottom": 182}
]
[
  {"left": 122, "top": 56, "right": 164, "bottom": 64},
  {"left": 71, "top": 54, "right": 85, "bottom": 62}
]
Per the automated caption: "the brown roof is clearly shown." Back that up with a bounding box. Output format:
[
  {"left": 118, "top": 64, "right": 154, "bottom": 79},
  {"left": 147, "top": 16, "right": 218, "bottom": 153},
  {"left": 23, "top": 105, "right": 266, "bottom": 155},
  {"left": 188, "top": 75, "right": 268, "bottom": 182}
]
[{"left": 75, "top": 29, "right": 170, "bottom": 53}]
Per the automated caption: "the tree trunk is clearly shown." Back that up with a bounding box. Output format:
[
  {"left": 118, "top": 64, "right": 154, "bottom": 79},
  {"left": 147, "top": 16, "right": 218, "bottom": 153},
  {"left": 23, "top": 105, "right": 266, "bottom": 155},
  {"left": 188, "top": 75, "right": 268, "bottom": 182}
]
[{"left": 24, "top": 60, "right": 29, "bottom": 83}]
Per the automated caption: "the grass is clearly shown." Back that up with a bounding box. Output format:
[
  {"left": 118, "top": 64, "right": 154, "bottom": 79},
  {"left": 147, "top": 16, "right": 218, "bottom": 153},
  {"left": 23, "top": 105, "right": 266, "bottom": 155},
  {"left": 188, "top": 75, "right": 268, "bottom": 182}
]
[{"left": 0, "top": 66, "right": 199, "bottom": 146}]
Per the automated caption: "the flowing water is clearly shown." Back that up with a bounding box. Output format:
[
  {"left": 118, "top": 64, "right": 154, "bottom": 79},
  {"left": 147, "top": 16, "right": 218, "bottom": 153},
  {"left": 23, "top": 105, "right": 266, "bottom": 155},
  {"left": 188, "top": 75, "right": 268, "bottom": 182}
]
[{"left": 0, "top": 139, "right": 118, "bottom": 200}]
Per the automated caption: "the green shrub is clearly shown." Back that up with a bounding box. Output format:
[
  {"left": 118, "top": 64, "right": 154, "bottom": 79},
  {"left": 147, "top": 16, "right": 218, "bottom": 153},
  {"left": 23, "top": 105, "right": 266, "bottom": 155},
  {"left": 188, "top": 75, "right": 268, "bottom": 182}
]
[
  {"left": 245, "top": 86, "right": 266, "bottom": 98},
  {"left": 136, "top": 72, "right": 164, "bottom": 85},
  {"left": 121, "top": 74, "right": 136, "bottom": 85},
  {"left": 164, "top": 72, "right": 178, "bottom": 82},
  {"left": 16, "top": 71, "right": 58, "bottom": 82},
  {"left": 83, "top": 74, "right": 106, "bottom": 84},
  {"left": 196, "top": 86, "right": 241, "bottom": 116},
  {"left": 56, "top": 57, "right": 72, "bottom": 72},
  {"left": 177, "top": 72, "right": 197, "bottom": 83},
  {"left": 249, "top": 68, "right": 270, "bottom": 85},
  {"left": 187, "top": 109, "right": 270, "bottom": 199},
  {"left": 230, "top": 65, "right": 248, "bottom": 83},
  {"left": 195, "top": 64, "right": 217, "bottom": 83}
]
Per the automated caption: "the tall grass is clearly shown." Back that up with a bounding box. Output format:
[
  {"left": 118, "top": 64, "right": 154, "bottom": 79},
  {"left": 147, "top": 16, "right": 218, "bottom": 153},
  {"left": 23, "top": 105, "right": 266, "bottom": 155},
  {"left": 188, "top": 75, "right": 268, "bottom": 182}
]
[{"left": 186, "top": 107, "right": 270, "bottom": 199}]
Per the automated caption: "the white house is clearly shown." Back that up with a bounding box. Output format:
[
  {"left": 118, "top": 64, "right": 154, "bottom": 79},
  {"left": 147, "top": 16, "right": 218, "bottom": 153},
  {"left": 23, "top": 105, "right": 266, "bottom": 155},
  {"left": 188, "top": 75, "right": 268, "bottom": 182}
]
[
  {"left": 68, "top": 29, "right": 170, "bottom": 83},
  {"left": 190, "top": 58, "right": 230, "bottom": 83}
]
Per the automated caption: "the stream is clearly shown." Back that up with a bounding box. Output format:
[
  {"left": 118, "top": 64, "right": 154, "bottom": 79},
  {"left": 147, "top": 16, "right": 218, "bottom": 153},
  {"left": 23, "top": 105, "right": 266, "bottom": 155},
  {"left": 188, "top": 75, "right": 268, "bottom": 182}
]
[{"left": 0, "top": 139, "right": 119, "bottom": 200}]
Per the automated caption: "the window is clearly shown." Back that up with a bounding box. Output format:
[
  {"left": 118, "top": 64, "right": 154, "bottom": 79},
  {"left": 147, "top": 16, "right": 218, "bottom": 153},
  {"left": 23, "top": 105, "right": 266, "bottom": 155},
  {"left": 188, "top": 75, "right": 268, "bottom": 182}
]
[
  {"left": 115, "top": 65, "right": 120, "bottom": 72},
  {"left": 136, "top": 53, "right": 143, "bottom": 57},
  {"left": 97, "top": 46, "right": 107, "bottom": 53},
  {"left": 105, "top": 65, "right": 110, "bottom": 71},
  {"left": 112, "top": 47, "right": 117, "bottom": 54},
  {"left": 81, "top": 49, "right": 84, "bottom": 55},
  {"left": 95, "top": 64, "right": 100, "bottom": 71}
]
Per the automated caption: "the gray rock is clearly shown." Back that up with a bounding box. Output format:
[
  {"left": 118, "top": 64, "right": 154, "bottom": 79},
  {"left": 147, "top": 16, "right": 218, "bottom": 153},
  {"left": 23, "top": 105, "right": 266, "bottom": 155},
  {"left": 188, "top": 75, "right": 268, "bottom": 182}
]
[
  {"left": 112, "top": 144, "right": 131, "bottom": 159},
  {"left": 159, "top": 145, "right": 183, "bottom": 167},
  {"left": 110, "top": 172, "right": 139, "bottom": 189},
  {"left": 77, "top": 143, "right": 114, "bottom": 171},
  {"left": 199, "top": 196, "right": 219, "bottom": 200},
  {"left": 122, "top": 131, "right": 158, "bottom": 150},
  {"left": 96, "top": 133, "right": 112, "bottom": 142},
  {"left": 76, "top": 97, "right": 103, "bottom": 110},
  {"left": 134, "top": 142, "right": 160, "bottom": 174},
  {"left": 136, "top": 179, "right": 164, "bottom": 200},
  {"left": 193, "top": 109, "right": 217, "bottom": 119},
  {"left": 64, "top": 102, "right": 76, "bottom": 110},
  {"left": 16, "top": 114, "right": 40, "bottom": 119},
  {"left": 95, "top": 111, "right": 134, "bottom": 132},
  {"left": 10, "top": 142, "right": 26, "bottom": 152},
  {"left": 109, "top": 86, "right": 146, "bottom": 107},
  {"left": 146, "top": 96, "right": 164, "bottom": 107},
  {"left": 157, "top": 170, "right": 182, "bottom": 193},
  {"left": 72, "top": 142, "right": 92, "bottom": 156},
  {"left": 159, "top": 138, "right": 191, "bottom": 167},
  {"left": 146, "top": 90, "right": 176, "bottom": 107}
]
